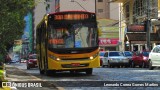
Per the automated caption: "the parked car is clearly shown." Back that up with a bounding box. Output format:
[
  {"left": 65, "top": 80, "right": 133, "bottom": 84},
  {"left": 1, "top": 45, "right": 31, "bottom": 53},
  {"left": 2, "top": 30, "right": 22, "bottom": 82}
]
[
  {"left": 123, "top": 51, "right": 133, "bottom": 66},
  {"left": 131, "top": 51, "right": 150, "bottom": 68},
  {"left": 102, "top": 51, "right": 130, "bottom": 68},
  {"left": 20, "top": 58, "right": 27, "bottom": 63},
  {"left": 99, "top": 51, "right": 106, "bottom": 67},
  {"left": 26, "top": 54, "right": 38, "bottom": 69},
  {"left": 123, "top": 51, "right": 133, "bottom": 59},
  {"left": 11, "top": 55, "right": 20, "bottom": 63},
  {"left": 148, "top": 45, "right": 160, "bottom": 70}
]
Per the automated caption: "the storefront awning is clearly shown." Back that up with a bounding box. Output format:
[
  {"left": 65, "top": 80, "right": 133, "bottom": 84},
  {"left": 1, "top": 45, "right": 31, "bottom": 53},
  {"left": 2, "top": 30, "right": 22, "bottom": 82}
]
[{"left": 125, "top": 33, "right": 160, "bottom": 44}]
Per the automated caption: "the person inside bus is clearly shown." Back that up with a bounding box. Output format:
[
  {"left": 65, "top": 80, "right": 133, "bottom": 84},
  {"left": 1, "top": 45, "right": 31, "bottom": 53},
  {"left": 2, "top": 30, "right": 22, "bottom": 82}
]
[
  {"left": 62, "top": 29, "right": 74, "bottom": 48},
  {"left": 63, "top": 30, "right": 70, "bottom": 37}
]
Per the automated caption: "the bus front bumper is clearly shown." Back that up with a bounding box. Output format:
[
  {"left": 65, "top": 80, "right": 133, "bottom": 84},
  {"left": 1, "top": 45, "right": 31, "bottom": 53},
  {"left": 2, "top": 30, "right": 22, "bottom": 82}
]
[{"left": 48, "top": 57, "right": 100, "bottom": 70}]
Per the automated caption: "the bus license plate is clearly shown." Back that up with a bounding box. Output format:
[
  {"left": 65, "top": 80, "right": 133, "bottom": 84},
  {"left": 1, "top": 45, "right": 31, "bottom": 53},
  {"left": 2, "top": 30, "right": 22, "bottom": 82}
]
[{"left": 71, "top": 63, "right": 80, "bottom": 66}]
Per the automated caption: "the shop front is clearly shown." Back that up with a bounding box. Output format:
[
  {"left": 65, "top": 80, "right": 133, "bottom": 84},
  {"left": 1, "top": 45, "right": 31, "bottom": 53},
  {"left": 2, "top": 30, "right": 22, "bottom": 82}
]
[
  {"left": 125, "top": 33, "right": 160, "bottom": 51},
  {"left": 99, "top": 38, "right": 119, "bottom": 51}
]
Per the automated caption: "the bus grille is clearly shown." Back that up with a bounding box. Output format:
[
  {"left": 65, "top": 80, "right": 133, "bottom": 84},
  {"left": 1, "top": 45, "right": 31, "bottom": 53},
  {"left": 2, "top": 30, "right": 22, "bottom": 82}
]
[
  {"left": 61, "top": 63, "right": 89, "bottom": 68},
  {"left": 61, "top": 57, "right": 89, "bottom": 60}
]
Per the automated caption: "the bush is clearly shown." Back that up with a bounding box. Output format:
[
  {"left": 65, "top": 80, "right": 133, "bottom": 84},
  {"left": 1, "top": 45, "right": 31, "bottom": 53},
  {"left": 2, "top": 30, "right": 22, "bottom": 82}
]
[
  {"left": 0, "top": 62, "right": 4, "bottom": 70},
  {"left": 0, "top": 70, "right": 5, "bottom": 81}
]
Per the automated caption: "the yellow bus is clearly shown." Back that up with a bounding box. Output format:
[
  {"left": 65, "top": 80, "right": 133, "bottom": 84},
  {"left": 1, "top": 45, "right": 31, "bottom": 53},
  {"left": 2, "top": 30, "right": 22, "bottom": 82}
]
[{"left": 36, "top": 11, "right": 100, "bottom": 75}]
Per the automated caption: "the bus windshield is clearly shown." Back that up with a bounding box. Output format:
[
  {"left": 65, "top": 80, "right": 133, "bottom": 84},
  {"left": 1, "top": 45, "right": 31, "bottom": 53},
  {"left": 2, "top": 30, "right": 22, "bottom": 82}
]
[{"left": 48, "top": 22, "right": 98, "bottom": 48}]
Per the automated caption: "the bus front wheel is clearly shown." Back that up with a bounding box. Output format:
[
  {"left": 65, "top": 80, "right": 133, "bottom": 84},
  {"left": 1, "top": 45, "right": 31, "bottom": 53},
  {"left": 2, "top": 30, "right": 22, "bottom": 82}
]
[
  {"left": 44, "top": 69, "right": 53, "bottom": 76},
  {"left": 86, "top": 68, "right": 93, "bottom": 75}
]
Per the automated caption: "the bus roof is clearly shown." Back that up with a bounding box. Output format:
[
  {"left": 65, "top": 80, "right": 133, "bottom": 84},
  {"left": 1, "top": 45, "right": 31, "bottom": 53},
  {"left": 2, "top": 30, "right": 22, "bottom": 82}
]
[{"left": 48, "top": 10, "right": 95, "bottom": 15}]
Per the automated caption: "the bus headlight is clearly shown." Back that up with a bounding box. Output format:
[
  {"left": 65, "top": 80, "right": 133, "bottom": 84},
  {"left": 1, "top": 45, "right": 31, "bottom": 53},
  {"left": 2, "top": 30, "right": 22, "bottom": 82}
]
[
  {"left": 89, "top": 53, "right": 98, "bottom": 60},
  {"left": 56, "top": 58, "right": 61, "bottom": 61},
  {"left": 90, "top": 56, "right": 93, "bottom": 60},
  {"left": 49, "top": 55, "right": 61, "bottom": 61}
]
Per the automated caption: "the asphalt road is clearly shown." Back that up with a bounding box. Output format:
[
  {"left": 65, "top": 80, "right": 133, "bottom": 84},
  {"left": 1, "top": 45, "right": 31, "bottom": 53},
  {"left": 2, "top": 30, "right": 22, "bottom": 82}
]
[{"left": 5, "top": 63, "right": 160, "bottom": 90}]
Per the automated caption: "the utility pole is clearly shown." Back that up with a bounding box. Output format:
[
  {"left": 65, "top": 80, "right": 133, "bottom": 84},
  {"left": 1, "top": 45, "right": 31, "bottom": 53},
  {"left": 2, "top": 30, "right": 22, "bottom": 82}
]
[
  {"left": 95, "top": 0, "right": 96, "bottom": 14},
  {"left": 146, "top": 0, "right": 151, "bottom": 51},
  {"left": 119, "top": 3, "right": 122, "bottom": 51}
]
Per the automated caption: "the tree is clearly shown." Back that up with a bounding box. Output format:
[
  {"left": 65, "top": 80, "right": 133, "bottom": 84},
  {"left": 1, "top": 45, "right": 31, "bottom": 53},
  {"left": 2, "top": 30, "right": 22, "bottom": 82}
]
[{"left": 0, "top": 0, "right": 35, "bottom": 56}]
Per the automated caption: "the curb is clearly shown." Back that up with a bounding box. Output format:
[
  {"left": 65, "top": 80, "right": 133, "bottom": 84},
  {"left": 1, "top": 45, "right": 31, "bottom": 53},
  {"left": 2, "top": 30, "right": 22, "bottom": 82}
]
[{"left": 5, "top": 64, "right": 64, "bottom": 90}]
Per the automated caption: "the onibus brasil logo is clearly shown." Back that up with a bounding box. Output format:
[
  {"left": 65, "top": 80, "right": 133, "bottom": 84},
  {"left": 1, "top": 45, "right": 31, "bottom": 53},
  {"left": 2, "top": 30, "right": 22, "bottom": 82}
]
[{"left": 2, "top": 82, "right": 42, "bottom": 88}]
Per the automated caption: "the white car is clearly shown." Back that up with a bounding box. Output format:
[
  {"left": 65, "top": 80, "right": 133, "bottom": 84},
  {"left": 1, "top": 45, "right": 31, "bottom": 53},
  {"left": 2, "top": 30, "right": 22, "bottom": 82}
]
[
  {"left": 102, "top": 51, "right": 130, "bottom": 68},
  {"left": 99, "top": 51, "right": 106, "bottom": 67},
  {"left": 148, "top": 45, "right": 160, "bottom": 70}
]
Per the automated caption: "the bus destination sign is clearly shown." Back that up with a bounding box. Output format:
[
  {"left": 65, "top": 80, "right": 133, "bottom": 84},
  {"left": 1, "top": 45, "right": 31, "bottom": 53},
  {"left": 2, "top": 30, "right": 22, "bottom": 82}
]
[{"left": 54, "top": 14, "right": 90, "bottom": 20}]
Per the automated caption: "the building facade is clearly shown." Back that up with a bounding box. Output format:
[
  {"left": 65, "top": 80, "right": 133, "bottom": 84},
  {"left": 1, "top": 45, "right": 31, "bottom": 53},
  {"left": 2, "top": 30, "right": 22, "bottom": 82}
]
[
  {"left": 96, "top": 0, "right": 110, "bottom": 19},
  {"left": 32, "top": 0, "right": 47, "bottom": 50},
  {"left": 32, "top": 0, "right": 120, "bottom": 51},
  {"left": 111, "top": 0, "right": 160, "bottom": 51},
  {"left": 53, "top": 0, "right": 119, "bottom": 20},
  {"left": 96, "top": 0, "right": 119, "bottom": 51},
  {"left": 57, "top": 0, "right": 96, "bottom": 12},
  {"left": 96, "top": 0, "right": 119, "bottom": 20}
]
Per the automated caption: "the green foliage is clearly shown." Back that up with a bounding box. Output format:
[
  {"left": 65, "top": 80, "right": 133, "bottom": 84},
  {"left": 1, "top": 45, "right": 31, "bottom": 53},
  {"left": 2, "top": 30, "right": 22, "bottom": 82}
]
[{"left": 0, "top": 0, "right": 35, "bottom": 55}]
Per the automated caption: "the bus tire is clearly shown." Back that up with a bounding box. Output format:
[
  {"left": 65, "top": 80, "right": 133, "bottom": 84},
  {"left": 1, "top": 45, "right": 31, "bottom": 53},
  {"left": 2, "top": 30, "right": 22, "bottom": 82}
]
[
  {"left": 86, "top": 68, "right": 93, "bottom": 75},
  {"left": 45, "top": 70, "right": 52, "bottom": 76}
]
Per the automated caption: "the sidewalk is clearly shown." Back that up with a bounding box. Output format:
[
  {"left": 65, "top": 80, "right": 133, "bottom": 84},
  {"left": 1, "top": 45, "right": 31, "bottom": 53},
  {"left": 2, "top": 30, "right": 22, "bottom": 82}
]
[{"left": 3, "top": 64, "right": 59, "bottom": 90}]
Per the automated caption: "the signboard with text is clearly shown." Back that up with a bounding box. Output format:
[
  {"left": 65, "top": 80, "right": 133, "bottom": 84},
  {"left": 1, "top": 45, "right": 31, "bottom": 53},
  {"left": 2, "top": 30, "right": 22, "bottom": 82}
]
[
  {"left": 99, "top": 38, "right": 119, "bottom": 46},
  {"left": 127, "top": 24, "right": 145, "bottom": 32}
]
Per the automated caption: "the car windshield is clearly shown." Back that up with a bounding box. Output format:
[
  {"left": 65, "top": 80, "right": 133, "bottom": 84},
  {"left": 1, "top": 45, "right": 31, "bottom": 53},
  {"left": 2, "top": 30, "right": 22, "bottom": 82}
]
[
  {"left": 100, "top": 52, "right": 105, "bottom": 56},
  {"left": 142, "top": 52, "right": 149, "bottom": 56},
  {"left": 15, "top": 56, "right": 19, "bottom": 58},
  {"left": 13, "top": 56, "right": 19, "bottom": 59},
  {"left": 109, "top": 52, "right": 124, "bottom": 56},
  {"left": 124, "top": 51, "right": 132, "bottom": 56}
]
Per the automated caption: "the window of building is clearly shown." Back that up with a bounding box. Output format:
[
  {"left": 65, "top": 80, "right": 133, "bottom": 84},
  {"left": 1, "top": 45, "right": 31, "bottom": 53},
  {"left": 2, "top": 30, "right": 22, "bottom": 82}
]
[
  {"left": 133, "top": 0, "right": 158, "bottom": 24},
  {"left": 125, "top": 4, "right": 129, "bottom": 18},
  {"left": 123, "top": 3, "right": 130, "bottom": 24},
  {"left": 98, "top": 0, "right": 103, "bottom": 2},
  {"left": 98, "top": 9, "right": 103, "bottom": 13}
]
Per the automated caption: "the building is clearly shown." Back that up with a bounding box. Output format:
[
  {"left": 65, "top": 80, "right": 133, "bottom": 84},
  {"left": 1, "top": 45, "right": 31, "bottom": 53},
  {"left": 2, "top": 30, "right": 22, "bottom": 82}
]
[
  {"left": 96, "top": 0, "right": 119, "bottom": 51},
  {"left": 32, "top": 0, "right": 119, "bottom": 51},
  {"left": 45, "top": 0, "right": 119, "bottom": 19},
  {"left": 57, "top": 0, "right": 96, "bottom": 12},
  {"left": 13, "top": 40, "right": 22, "bottom": 55},
  {"left": 33, "top": 0, "right": 46, "bottom": 50},
  {"left": 96, "top": 0, "right": 110, "bottom": 19},
  {"left": 96, "top": 0, "right": 119, "bottom": 20},
  {"left": 98, "top": 19, "right": 119, "bottom": 51},
  {"left": 111, "top": 0, "right": 160, "bottom": 51}
]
